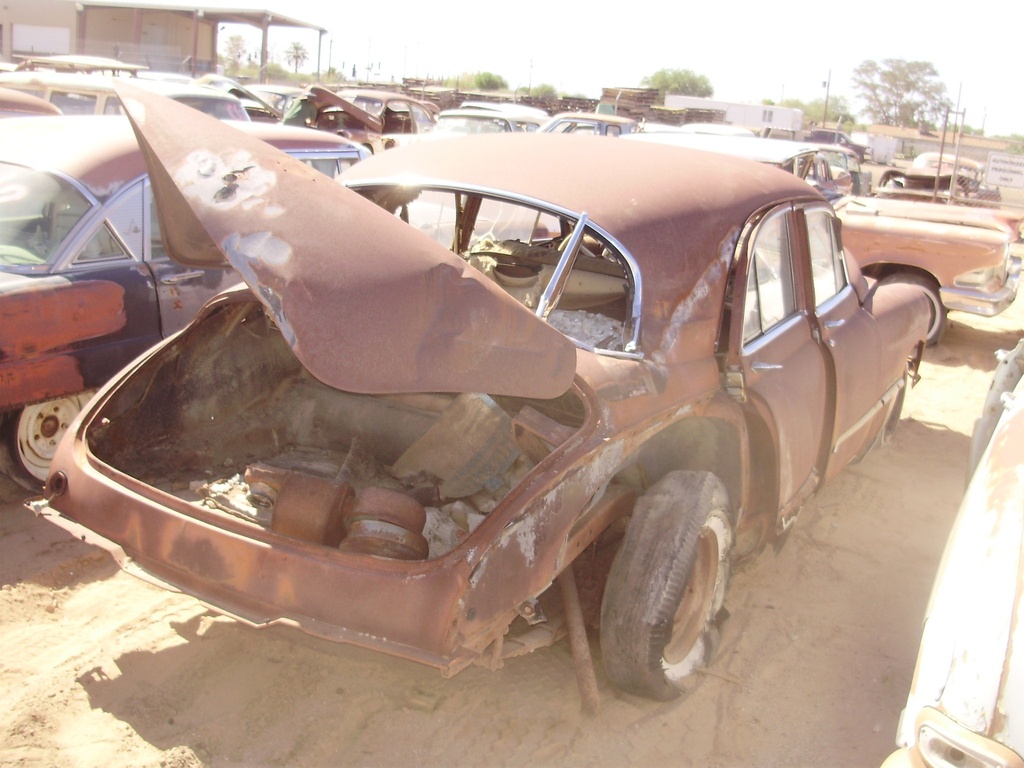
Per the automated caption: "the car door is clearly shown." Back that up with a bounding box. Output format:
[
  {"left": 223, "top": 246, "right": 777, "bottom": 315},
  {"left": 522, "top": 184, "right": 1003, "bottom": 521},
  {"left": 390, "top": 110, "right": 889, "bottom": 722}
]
[
  {"left": 142, "top": 180, "right": 238, "bottom": 336},
  {"left": 801, "top": 204, "right": 891, "bottom": 477},
  {"left": 56, "top": 178, "right": 164, "bottom": 383},
  {"left": 728, "top": 203, "right": 831, "bottom": 526}
]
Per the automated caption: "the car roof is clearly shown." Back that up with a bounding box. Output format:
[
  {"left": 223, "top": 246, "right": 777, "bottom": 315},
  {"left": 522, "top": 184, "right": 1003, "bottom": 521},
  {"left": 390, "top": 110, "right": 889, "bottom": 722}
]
[
  {"left": 628, "top": 132, "right": 824, "bottom": 164},
  {"left": 12, "top": 53, "right": 148, "bottom": 74},
  {"left": 913, "top": 152, "right": 984, "bottom": 171},
  {"left": 814, "top": 144, "right": 858, "bottom": 159},
  {"left": 0, "top": 85, "right": 61, "bottom": 116},
  {"left": 0, "top": 114, "right": 358, "bottom": 200},
  {"left": 337, "top": 88, "right": 433, "bottom": 106},
  {"left": 436, "top": 108, "right": 542, "bottom": 127},
  {"left": 0, "top": 70, "right": 229, "bottom": 98},
  {"left": 545, "top": 112, "right": 638, "bottom": 126},
  {"left": 459, "top": 100, "right": 549, "bottom": 118}
]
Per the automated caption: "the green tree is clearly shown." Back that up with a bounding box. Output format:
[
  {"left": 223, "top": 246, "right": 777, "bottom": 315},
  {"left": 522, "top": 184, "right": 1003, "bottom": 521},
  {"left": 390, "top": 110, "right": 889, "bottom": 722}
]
[
  {"left": 852, "top": 59, "right": 949, "bottom": 128},
  {"left": 285, "top": 42, "right": 309, "bottom": 74},
  {"left": 641, "top": 68, "right": 713, "bottom": 103},
  {"left": 474, "top": 72, "right": 508, "bottom": 91},
  {"left": 531, "top": 83, "right": 558, "bottom": 99},
  {"left": 775, "top": 96, "right": 854, "bottom": 128},
  {"left": 221, "top": 34, "right": 247, "bottom": 76}
]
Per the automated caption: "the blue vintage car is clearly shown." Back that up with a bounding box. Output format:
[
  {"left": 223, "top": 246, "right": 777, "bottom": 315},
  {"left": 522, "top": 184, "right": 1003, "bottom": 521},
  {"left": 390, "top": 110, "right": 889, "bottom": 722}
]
[{"left": 0, "top": 114, "right": 365, "bottom": 487}]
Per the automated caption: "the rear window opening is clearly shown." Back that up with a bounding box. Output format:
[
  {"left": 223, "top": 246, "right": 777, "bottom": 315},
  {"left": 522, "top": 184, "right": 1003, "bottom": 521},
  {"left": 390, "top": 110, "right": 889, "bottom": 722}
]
[{"left": 358, "top": 186, "right": 637, "bottom": 353}]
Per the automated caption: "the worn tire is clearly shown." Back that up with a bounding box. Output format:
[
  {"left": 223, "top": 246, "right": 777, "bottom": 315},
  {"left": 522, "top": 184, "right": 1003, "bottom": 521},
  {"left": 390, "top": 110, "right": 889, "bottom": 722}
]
[
  {"left": 880, "top": 273, "right": 946, "bottom": 346},
  {"left": 600, "top": 470, "right": 734, "bottom": 700}
]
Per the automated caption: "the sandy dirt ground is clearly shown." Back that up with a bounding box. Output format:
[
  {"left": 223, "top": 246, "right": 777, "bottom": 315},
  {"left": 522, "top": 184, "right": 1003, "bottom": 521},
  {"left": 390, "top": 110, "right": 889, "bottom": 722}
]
[{"left": 1, "top": 292, "right": 1021, "bottom": 768}]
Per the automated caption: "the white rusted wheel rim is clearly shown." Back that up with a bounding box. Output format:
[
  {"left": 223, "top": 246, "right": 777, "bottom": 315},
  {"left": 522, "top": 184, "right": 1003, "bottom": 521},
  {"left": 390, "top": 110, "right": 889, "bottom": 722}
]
[{"left": 15, "top": 393, "right": 91, "bottom": 481}]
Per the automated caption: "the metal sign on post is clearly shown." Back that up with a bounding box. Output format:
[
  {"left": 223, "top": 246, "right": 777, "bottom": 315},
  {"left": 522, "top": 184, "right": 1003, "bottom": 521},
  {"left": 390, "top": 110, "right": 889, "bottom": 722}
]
[{"left": 986, "top": 152, "right": 1024, "bottom": 189}]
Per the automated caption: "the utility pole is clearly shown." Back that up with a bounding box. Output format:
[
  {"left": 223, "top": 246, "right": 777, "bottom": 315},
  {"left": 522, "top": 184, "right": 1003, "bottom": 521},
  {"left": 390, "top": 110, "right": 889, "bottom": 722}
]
[{"left": 822, "top": 69, "right": 831, "bottom": 128}]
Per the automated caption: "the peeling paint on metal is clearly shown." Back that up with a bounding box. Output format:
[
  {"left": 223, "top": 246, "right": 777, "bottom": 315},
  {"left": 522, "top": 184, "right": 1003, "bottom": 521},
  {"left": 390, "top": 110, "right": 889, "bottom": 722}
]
[
  {"left": 653, "top": 226, "right": 738, "bottom": 362},
  {"left": 221, "top": 232, "right": 297, "bottom": 346},
  {"left": 174, "top": 151, "right": 280, "bottom": 215},
  {"left": 514, "top": 516, "right": 539, "bottom": 567}
]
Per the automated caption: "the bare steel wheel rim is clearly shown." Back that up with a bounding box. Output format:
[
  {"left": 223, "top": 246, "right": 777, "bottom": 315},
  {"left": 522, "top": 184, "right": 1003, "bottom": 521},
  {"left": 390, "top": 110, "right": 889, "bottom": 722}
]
[
  {"left": 663, "top": 527, "right": 719, "bottom": 665},
  {"left": 15, "top": 394, "right": 89, "bottom": 481}
]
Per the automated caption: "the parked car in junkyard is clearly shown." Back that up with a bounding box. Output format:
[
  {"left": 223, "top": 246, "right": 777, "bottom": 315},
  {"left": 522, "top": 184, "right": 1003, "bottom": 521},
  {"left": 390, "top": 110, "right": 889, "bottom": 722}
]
[
  {"left": 32, "top": 85, "right": 930, "bottom": 704},
  {"left": 0, "top": 114, "right": 365, "bottom": 487},
  {"left": 540, "top": 112, "right": 639, "bottom": 136},
  {"left": 629, "top": 132, "right": 848, "bottom": 201},
  {"left": 0, "top": 70, "right": 251, "bottom": 119},
  {"left": 282, "top": 86, "right": 387, "bottom": 154},
  {"left": 818, "top": 145, "right": 872, "bottom": 196},
  {"left": 836, "top": 196, "right": 1021, "bottom": 345},
  {"left": 458, "top": 100, "right": 549, "bottom": 121},
  {"left": 878, "top": 152, "right": 1001, "bottom": 205},
  {"left": 0, "top": 85, "right": 61, "bottom": 117},
  {"left": 431, "top": 107, "right": 544, "bottom": 134},
  {"left": 246, "top": 84, "right": 304, "bottom": 116},
  {"left": 335, "top": 87, "right": 437, "bottom": 142},
  {"left": 882, "top": 338, "right": 1024, "bottom": 768},
  {"left": 194, "top": 74, "right": 281, "bottom": 122},
  {"left": 806, "top": 127, "right": 870, "bottom": 162}
]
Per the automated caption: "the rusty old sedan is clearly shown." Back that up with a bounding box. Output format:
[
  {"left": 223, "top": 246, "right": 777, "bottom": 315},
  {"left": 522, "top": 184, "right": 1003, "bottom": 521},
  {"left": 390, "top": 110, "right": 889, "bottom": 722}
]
[
  {"left": 33, "top": 84, "right": 930, "bottom": 703},
  {"left": 0, "top": 114, "right": 365, "bottom": 488},
  {"left": 837, "top": 196, "right": 1021, "bottom": 346}
]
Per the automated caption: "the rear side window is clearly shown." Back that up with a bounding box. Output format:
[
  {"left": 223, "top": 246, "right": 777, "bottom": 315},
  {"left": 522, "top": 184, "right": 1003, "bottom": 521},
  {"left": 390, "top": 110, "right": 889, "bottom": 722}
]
[
  {"left": 743, "top": 209, "right": 796, "bottom": 344},
  {"left": 50, "top": 90, "right": 97, "bottom": 115},
  {"left": 806, "top": 209, "right": 847, "bottom": 307}
]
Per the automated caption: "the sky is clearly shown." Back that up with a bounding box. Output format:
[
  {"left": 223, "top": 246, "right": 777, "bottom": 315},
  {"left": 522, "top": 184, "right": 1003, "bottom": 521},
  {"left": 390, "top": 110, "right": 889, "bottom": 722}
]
[{"left": 220, "top": 0, "right": 1022, "bottom": 137}]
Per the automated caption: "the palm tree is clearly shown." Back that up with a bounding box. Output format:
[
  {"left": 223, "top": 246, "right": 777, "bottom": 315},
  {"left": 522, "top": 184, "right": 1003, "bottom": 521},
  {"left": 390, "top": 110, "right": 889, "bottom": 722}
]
[{"left": 285, "top": 42, "right": 308, "bottom": 74}]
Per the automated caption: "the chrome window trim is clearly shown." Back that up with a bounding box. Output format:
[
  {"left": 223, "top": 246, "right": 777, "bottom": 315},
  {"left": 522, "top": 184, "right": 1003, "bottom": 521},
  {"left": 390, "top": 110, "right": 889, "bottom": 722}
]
[
  {"left": 798, "top": 201, "right": 853, "bottom": 292},
  {"left": 741, "top": 312, "right": 806, "bottom": 356},
  {"left": 345, "top": 177, "right": 644, "bottom": 358},
  {"left": 741, "top": 203, "right": 796, "bottom": 345},
  {"left": 58, "top": 175, "right": 147, "bottom": 271}
]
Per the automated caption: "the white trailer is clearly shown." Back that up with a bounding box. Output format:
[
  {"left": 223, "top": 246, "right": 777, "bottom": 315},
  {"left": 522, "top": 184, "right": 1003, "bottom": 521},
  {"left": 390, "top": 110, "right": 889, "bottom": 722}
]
[{"left": 664, "top": 96, "right": 803, "bottom": 131}]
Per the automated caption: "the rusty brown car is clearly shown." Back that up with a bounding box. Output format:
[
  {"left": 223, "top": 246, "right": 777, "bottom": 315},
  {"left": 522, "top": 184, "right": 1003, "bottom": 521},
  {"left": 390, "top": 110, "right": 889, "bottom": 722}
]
[
  {"left": 837, "top": 196, "right": 1021, "bottom": 345},
  {"left": 0, "top": 114, "right": 365, "bottom": 488},
  {"left": 0, "top": 85, "right": 61, "bottom": 117},
  {"left": 33, "top": 84, "right": 930, "bottom": 703}
]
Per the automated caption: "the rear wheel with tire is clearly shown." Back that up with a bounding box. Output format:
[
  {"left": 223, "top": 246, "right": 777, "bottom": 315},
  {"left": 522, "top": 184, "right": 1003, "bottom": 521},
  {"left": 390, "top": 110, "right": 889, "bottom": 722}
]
[
  {"left": 1, "top": 393, "right": 92, "bottom": 490},
  {"left": 600, "top": 470, "right": 734, "bottom": 700},
  {"left": 880, "top": 273, "right": 946, "bottom": 346}
]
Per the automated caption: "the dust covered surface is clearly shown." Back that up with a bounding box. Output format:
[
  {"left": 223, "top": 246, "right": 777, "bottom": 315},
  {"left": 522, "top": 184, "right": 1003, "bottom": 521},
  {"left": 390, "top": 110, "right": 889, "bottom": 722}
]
[{"left": 1, "top": 295, "right": 1021, "bottom": 768}]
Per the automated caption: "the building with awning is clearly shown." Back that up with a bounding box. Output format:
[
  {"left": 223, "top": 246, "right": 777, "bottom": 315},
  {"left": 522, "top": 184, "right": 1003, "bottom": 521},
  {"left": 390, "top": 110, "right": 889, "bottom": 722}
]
[{"left": 0, "top": 0, "right": 325, "bottom": 81}]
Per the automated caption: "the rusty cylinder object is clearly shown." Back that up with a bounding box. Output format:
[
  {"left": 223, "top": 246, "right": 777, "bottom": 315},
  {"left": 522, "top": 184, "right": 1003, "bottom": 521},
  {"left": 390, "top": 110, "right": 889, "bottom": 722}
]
[{"left": 338, "top": 486, "right": 429, "bottom": 561}]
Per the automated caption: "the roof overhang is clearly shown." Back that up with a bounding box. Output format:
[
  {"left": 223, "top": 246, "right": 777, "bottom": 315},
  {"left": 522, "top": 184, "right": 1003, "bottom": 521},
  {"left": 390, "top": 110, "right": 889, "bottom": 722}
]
[{"left": 77, "top": 1, "right": 326, "bottom": 34}]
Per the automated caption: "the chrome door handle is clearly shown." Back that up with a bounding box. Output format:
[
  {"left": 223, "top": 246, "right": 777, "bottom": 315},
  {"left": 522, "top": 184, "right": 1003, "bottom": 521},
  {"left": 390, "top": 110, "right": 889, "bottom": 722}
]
[
  {"left": 161, "top": 270, "right": 205, "bottom": 285},
  {"left": 752, "top": 362, "right": 783, "bottom": 371}
]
